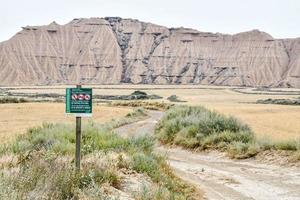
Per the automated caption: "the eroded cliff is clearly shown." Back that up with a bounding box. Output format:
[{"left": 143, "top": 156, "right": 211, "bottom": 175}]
[{"left": 0, "top": 17, "right": 299, "bottom": 87}]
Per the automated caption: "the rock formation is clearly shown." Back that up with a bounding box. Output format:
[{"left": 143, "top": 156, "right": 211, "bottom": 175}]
[{"left": 0, "top": 17, "right": 299, "bottom": 87}]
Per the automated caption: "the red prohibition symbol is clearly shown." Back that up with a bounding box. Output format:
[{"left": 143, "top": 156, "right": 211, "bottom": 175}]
[
  {"left": 84, "top": 94, "right": 91, "bottom": 100},
  {"left": 71, "top": 94, "right": 77, "bottom": 100},
  {"left": 77, "top": 94, "right": 84, "bottom": 100},
  {"left": 71, "top": 93, "right": 90, "bottom": 101}
]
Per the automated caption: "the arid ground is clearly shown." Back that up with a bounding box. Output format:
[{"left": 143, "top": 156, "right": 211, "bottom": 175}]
[
  {"left": 1, "top": 85, "right": 300, "bottom": 199},
  {"left": 2, "top": 85, "right": 300, "bottom": 141},
  {"left": 115, "top": 110, "right": 300, "bottom": 200}
]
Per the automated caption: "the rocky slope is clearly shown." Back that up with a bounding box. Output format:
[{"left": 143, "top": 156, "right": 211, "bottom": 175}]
[{"left": 0, "top": 17, "right": 299, "bottom": 87}]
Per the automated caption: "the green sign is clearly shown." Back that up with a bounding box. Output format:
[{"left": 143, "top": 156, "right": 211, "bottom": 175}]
[{"left": 66, "top": 88, "right": 92, "bottom": 117}]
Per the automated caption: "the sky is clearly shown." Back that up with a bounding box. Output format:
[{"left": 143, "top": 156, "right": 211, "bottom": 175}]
[{"left": 0, "top": 0, "right": 299, "bottom": 41}]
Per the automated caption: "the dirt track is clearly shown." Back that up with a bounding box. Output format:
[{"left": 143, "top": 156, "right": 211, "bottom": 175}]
[{"left": 115, "top": 111, "right": 300, "bottom": 200}]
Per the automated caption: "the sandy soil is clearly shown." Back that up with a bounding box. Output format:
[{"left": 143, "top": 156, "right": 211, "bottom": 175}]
[
  {"left": 165, "top": 148, "right": 300, "bottom": 200},
  {"left": 115, "top": 110, "right": 300, "bottom": 200}
]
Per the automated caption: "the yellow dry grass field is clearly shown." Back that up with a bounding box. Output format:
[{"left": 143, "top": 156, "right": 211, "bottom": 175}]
[
  {"left": 152, "top": 88, "right": 300, "bottom": 141},
  {"left": 2, "top": 85, "right": 300, "bottom": 141},
  {"left": 202, "top": 103, "right": 300, "bottom": 141},
  {"left": 0, "top": 103, "right": 131, "bottom": 143}
]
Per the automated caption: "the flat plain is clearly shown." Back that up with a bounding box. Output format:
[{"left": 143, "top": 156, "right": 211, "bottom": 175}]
[
  {"left": 0, "top": 102, "right": 131, "bottom": 142},
  {"left": 1, "top": 85, "right": 300, "bottom": 141}
]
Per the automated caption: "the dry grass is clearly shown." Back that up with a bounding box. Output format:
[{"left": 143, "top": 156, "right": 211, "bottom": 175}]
[
  {"left": 3, "top": 85, "right": 300, "bottom": 141},
  {"left": 0, "top": 109, "right": 200, "bottom": 200},
  {"left": 0, "top": 103, "right": 131, "bottom": 143},
  {"left": 134, "top": 88, "right": 300, "bottom": 141},
  {"left": 200, "top": 103, "right": 300, "bottom": 141}
]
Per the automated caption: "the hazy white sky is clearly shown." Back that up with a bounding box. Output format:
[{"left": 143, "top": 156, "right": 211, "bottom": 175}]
[{"left": 0, "top": 0, "right": 299, "bottom": 41}]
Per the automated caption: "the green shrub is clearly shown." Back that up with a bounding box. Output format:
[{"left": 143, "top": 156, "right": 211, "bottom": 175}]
[
  {"left": 0, "top": 97, "right": 28, "bottom": 104},
  {"left": 131, "top": 153, "right": 161, "bottom": 181},
  {"left": 130, "top": 152, "right": 199, "bottom": 199},
  {"left": 274, "top": 140, "right": 299, "bottom": 151},
  {"left": 167, "top": 95, "right": 186, "bottom": 102},
  {"left": 227, "top": 142, "right": 260, "bottom": 159},
  {"left": 131, "top": 90, "right": 148, "bottom": 96},
  {"left": 256, "top": 98, "right": 300, "bottom": 106},
  {"left": 256, "top": 137, "right": 300, "bottom": 152},
  {"left": 256, "top": 137, "right": 275, "bottom": 150},
  {"left": 156, "top": 105, "right": 300, "bottom": 159},
  {"left": 156, "top": 105, "right": 254, "bottom": 155}
]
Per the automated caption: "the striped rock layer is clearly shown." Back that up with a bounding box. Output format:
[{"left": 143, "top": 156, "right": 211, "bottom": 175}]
[{"left": 0, "top": 17, "right": 300, "bottom": 87}]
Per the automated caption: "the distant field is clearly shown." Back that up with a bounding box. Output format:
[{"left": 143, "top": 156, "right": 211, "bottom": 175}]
[
  {"left": 0, "top": 102, "right": 131, "bottom": 143},
  {"left": 1, "top": 85, "right": 300, "bottom": 141}
]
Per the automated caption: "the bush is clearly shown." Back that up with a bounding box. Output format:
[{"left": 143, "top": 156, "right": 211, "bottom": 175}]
[
  {"left": 274, "top": 140, "right": 300, "bottom": 151},
  {"left": 156, "top": 105, "right": 300, "bottom": 160},
  {"left": 131, "top": 90, "right": 148, "bottom": 96},
  {"left": 0, "top": 97, "right": 28, "bottom": 104},
  {"left": 130, "top": 152, "right": 199, "bottom": 199},
  {"left": 256, "top": 137, "right": 300, "bottom": 152},
  {"left": 256, "top": 98, "right": 300, "bottom": 106},
  {"left": 227, "top": 142, "right": 260, "bottom": 159},
  {"left": 156, "top": 105, "right": 255, "bottom": 157},
  {"left": 131, "top": 153, "right": 161, "bottom": 181},
  {"left": 167, "top": 95, "right": 186, "bottom": 102}
]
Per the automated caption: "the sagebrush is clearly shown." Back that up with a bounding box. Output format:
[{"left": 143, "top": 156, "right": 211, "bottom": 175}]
[{"left": 155, "top": 105, "right": 300, "bottom": 159}]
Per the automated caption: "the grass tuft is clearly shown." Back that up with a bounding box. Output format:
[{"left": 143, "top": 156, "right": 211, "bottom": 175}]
[{"left": 0, "top": 108, "right": 198, "bottom": 199}]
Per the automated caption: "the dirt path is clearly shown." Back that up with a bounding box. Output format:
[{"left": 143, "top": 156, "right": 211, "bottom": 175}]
[{"left": 115, "top": 111, "right": 300, "bottom": 200}]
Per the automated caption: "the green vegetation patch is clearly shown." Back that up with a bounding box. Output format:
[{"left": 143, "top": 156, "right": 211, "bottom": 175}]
[
  {"left": 110, "top": 101, "right": 174, "bottom": 111},
  {"left": 0, "top": 97, "right": 28, "bottom": 104},
  {"left": 155, "top": 105, "right": 300, "bottom": 160},
  {"left": 167, "top": 95, "right": 187, "bottom": 103},
  {"left": 156, "top": 105, "right": 256, "bottom": 158},
  {"left": 256, "top": 98, "right": 300, "bottom": 106},
  {"left": 0, "top": 108, "right": 198, "bottom": 200},
  {"left": 3, "top": 90, "right": 162, "bottom": 103},
  {"left": 94, "top": 90, "right": 163, "bottom": 101}
]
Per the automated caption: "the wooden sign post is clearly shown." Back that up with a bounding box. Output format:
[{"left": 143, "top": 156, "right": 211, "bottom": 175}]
[
  {"left": 75, "top": 113, "right": 81, "bottom": 170},
  {"left": 66, "top": 85, "right": 92, "bottom": 170},
  {"left": 75, "top": 85, "right": 82, "bottom": 170}
]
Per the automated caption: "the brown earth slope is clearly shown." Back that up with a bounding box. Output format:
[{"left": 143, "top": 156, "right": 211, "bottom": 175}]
[{"left": 0, "top": 17, "right": 300, "bottom": 87}]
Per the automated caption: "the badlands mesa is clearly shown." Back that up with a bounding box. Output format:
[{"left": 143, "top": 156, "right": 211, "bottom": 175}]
[{"left": 0, "top": 17, "right": 300, "bottom": 87}]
